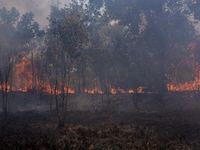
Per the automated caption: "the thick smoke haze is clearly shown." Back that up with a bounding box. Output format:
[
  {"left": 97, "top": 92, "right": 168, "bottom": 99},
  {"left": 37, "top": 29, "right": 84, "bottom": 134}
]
[{"left": 0, "top": 0, "right": 71, "bottom": 29}]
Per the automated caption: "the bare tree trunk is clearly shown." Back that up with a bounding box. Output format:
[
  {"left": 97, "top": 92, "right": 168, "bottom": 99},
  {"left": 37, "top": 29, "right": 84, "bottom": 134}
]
[
  {"left": 50, "top": 86, "right": 53, "bottom": 111},
  {"left": 31, "top": 51, "right": 35, "bottom": 92},
  {"left": 1, "top": 50, "right": 12, "bottom": 120},
  {"left": 81, "top": 59, "right": 86, "bottom": 93},
  {"left": 5, "top": 77, "right": 8, "bottom": 113},
  {"left": 101, "top": 94, "right": 104, "bottom": 109},
  {"left": 61, "top": 78, "right": 65, "bottom": 127},
  {"left": 63, "top": 71, "right": 70, "bottom": 127},
  {"left": 1, "top": 83, "right": 7, "bottom": 120},
  {"left": 9, "top": 57, "right": 13, "bottom": 92},
  {"left": 1, "top": 76, "right": 10, "bottom": 120},
  {"left": 55, "top": 50, "right": 61, "bottom": 127},
  {"left": 61, "top": 56, "right": 71, "bottom": 127},
  {"left": 77, "top": 66, "right": 81, "bottom": 93}
]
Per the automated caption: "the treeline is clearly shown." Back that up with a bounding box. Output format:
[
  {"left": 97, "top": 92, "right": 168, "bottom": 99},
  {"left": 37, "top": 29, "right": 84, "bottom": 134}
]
[{"left": 0, "top": 0, "right": 200, "bottom": 125}]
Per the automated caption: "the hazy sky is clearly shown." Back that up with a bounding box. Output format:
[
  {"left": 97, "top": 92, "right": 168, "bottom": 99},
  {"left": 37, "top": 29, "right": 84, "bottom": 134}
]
[{"left": 0, "top": 0, "right": 72, "bottom": 29}]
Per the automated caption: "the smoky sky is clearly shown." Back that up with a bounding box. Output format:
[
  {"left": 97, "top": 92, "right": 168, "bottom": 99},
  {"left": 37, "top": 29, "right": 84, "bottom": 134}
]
[{"left": 0, "top": 0, "right": 71, "bottom": 29}]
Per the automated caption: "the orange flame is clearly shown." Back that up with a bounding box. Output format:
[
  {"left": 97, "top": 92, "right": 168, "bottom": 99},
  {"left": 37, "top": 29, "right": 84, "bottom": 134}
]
[
  {"left": 0, "top": 53, "right": 152, "bottom": 94},
  {"left": 167, "top": 42, "right": 200, "bottom": 91},
  {"left": 167, "top": 72, "right": 200, "bottom": 92},
  {"left": 84, "top": 87, "right": 103, "bottom": 94},
  {"left": 0, "top": 83, "right": 10, "bottom": 92},
  {"left": 9, "top": 53, "right": 75, "bottom": 94}
]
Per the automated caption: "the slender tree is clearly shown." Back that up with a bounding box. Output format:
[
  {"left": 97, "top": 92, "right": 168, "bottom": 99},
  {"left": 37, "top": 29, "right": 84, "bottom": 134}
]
[{"left": 45, "top": 4, "right": 88, "bottom": 127}]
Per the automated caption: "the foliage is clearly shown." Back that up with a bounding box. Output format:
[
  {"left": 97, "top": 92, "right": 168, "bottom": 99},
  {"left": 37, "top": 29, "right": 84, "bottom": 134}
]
[
  {"left": 45, "top": 4, "right": 88, "bottom": 127},
  {"left": 87, "top": 0, "right": 199, "bottom": 93}
]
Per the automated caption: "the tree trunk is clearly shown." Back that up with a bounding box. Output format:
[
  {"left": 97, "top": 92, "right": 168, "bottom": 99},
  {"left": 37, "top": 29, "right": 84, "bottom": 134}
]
[
  {"left": 82, "top": 67, "right": 85, "bottom": 93},
  {"left": 78, "top": 66, "right": 81, "bottom": 92},
  {"left": 55, "top": 50, "right": 61, "bottom": 127},
  {"left": 158, "top": 49, "right": 168, "bottom": 94},
  {"left": 31, "top": 51, "right": 35, "bottom": 92},
  {"left": 50, "top": 87, "right": 53, "bottom": 111}
]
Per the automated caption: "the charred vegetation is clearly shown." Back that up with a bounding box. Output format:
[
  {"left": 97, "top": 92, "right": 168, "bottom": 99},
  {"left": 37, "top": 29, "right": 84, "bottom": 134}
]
[
  {"left": 1, "top": 0, "right": 200, "bottom": 149},
  {"left": 0, "top": 91, "right": 200, "bottom": 149}
]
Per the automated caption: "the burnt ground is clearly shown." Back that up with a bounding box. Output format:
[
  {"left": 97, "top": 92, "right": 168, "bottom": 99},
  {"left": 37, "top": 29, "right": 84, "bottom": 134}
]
[{"left": 0, "top": 91, "right": 200, "bottom": 149}]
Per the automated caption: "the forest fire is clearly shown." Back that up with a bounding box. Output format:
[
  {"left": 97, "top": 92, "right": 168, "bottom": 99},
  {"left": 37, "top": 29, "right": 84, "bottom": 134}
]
[
  {"left": 1, "top": 53, "right": 192, "bottom": 94},
  {"left": 0, "top": 54, "right": 76, "bottom": 94},
  {"left": 0, "top": 53, "right": 149, "bottom": 94},
  {"left": 0, "top": 54, "right": 143, "bottom": 94},
  {"left": 1, "top": 1, "right": 200, "bottom": 149},
  {"left": 1, "top": 50, "right": 200, "bottom": 94},
  {"left": 1, "top": 42, "right": 199, "bottom": 94},
  {"left": 0, "top": 55, "right": 149, "bottom": 94}
]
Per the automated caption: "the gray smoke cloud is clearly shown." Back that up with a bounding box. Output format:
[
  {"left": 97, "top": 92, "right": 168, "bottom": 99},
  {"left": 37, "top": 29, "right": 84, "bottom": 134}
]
[{"left": 0, "top": 0, "right": 71, "bottom": 29}]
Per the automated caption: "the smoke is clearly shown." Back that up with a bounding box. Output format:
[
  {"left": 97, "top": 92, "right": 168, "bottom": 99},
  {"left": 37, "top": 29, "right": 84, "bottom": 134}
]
[{"left": 0, "top": 0, "right": 72, "bottom": 29}]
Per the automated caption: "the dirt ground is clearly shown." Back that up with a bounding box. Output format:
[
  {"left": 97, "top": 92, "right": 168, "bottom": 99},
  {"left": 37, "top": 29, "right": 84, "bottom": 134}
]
[{"left": 0, "top": 91, "right": 200, "bottom": 149}]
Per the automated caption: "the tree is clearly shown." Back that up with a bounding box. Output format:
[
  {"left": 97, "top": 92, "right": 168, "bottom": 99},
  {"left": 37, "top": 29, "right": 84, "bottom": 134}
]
[
  {"left": 0, "top": 7, "right": 44, "bottom": 118},
  {"left": 45, "top": 5, "right": 88, "bottom": 127},
  {"left": 16, "top": 12, "right": 44, "bottom": 93},
  {"left": 0, "top": 7, "right": 20, "bottom": 119},
  {"left": 87, "top": 0, "right": 198, "bottom": 93}
]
